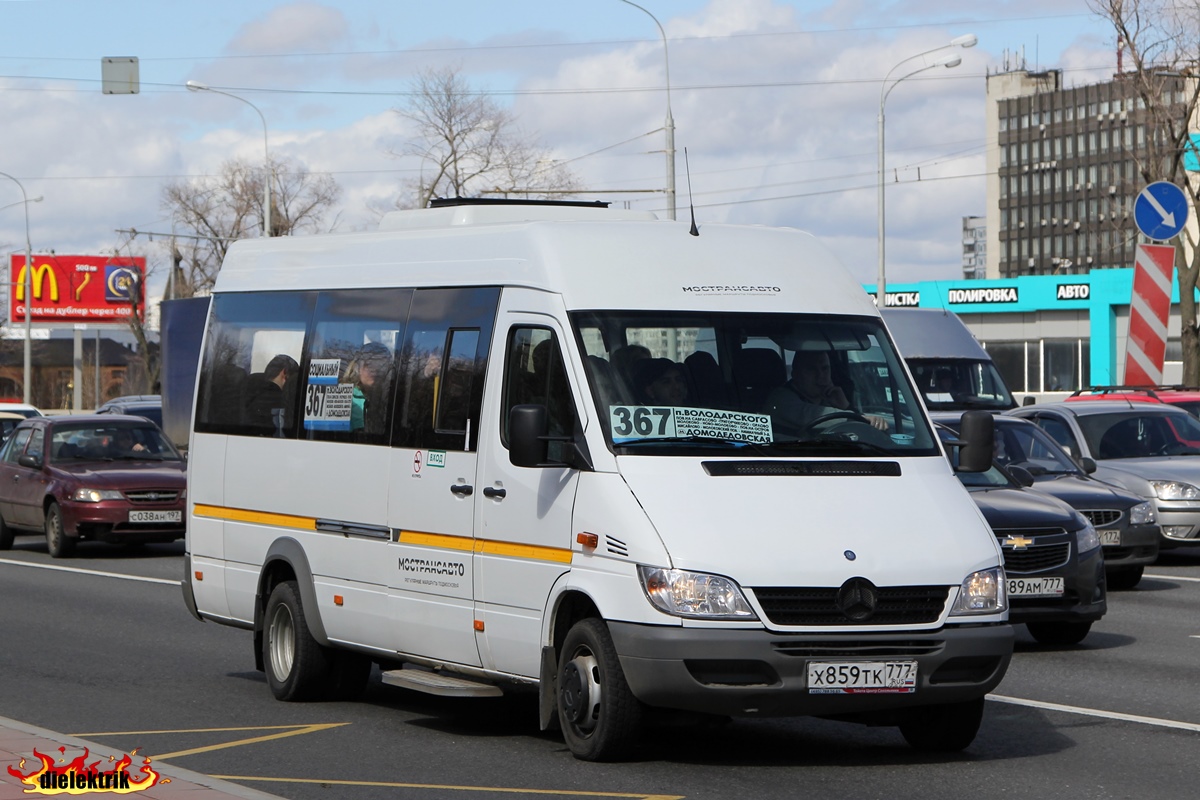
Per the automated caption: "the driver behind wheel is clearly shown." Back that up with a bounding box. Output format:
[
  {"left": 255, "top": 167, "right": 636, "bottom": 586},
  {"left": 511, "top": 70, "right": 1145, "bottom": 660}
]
[{"left": 765, "top": 349, "right": 889, "bottom": 434}]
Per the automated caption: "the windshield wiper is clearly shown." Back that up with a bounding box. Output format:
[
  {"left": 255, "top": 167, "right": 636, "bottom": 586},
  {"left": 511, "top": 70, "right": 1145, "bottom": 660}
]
[{"left": 616, "top": 436, "right": 765, "bottom": 452}]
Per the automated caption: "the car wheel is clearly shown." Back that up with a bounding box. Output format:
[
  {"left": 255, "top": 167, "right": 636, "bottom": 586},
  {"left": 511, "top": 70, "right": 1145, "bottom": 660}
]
[
  {"left": 262, "top": 580, "right": 331, "bottom": 701},
  {"left": 557, "top": 618, "right": 643, "bottom": 762},
  {"left": 899, "top": 697, "right": 985, "bottom": 752},
  {"left": 0, "top": 513, "right": 14, "bottom": 550},
  {"left": 44, "top": 503, "right": 75, "bottom": 558},
  {"left": 1106, "top": 565, "right": 1144, "bottom": 591},
  {"left": 1026, "top": 620, "right": 1093, "bottom": 645}
]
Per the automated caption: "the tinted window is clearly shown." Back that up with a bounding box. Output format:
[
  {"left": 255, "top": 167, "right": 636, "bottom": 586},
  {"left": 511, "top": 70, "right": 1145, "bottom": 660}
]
[
  {"left": 502, "top": 327, "right": 577, "bottom": 461},
  {"left": 300, "top": 289, "right": 410, "bottom": 446},
  {"left": 194, "top": 292, "right": 313, "bottom": 437},
  {"left": 392, "top": 288, "right": 498, "bottom": 451}
]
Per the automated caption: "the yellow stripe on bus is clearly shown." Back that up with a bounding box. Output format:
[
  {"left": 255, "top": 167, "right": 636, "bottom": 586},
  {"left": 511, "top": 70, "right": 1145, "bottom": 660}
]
[
  {"left": 193, "top": 504, "right": 317, "bottom": 531},
  {"left": 193, "top": 507, "right": 573, "bottom": 565}
]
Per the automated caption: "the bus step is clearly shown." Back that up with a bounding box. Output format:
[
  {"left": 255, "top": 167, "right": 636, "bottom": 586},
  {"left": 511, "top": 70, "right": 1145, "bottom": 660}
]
[{"left": 381, "top": 667, "right": 503, "bottom": 698}]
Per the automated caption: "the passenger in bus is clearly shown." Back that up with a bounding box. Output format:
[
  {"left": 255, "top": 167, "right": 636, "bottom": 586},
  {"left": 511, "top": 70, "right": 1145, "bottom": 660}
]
[
  {"left": 611, "top": 344, "right": 651, "bottom": 391},
  {"left": 350, "top": 342, "right": 393, "bottom": 435},
  {"left": 243, "top": 354, "right": 299, "bottom": 433},
  {"left": 634, "top": 358, "right": 690, "bottom": 406},
  {"left": 766, "top": 350, "right": 888, "bottom": 433}
]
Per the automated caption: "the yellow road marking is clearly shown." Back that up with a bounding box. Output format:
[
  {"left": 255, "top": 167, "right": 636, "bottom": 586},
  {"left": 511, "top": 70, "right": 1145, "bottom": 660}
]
[
  {"left": 212, "top": 776, "right": 684, "bottom": 799},
  {"left": 71, "top": 723, "right": 348, "bottom": 761}
]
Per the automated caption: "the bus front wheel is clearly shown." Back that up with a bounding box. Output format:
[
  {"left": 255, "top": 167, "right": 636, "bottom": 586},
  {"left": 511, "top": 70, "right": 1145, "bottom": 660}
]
[{"left": 557, "top": 618, "right": 643, "bottom": 761}]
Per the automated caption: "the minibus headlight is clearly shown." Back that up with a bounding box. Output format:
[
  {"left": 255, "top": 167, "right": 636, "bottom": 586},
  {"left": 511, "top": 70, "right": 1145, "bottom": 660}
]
[
  {"left": 950, "top": 567, "right": 1006, "bottom": 616},
  {"left": 1150, "top": 480, "right": 1200, "bottom": 501},
  {"left": 1129, "top": 501, "right": 1155, "bottom": 525},
  {"left": 638, "top": 566, "right": 758, "bottom": 620},
  {"left": 1076, "top": 522, "right": 1101, "bottom": 553},
  {"left": 72, "top": 488, "right": 124, "bottom": 503}
]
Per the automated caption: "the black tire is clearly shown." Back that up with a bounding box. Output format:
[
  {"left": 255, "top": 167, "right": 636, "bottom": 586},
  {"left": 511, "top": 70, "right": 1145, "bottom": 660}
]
[
  {"left": 262, "top": 580, "right": 331, "bottom": 701},
  {"left": 899, "top": 697, "right": 985, "bottom": 752},
  {"left": 1106, "top": 565, "right": 1144, "bottom": 591},
  {"left": 0, "top": 513, "right": 14, "bottom": 550},
  {"left": 44, "top": 503, "right": 75, "bottom": 558},
  {"left": 557, "top": 618, "right": 643, "bottom": 762},
  {"left": 1026, "top": 620, "right": 1093, "bottom": 646}
]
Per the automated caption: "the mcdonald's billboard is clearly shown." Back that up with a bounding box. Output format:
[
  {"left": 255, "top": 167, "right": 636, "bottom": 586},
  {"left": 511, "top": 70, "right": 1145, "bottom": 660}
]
[{"left": 9, "top": 255, "right": 145, "bottom": 324}]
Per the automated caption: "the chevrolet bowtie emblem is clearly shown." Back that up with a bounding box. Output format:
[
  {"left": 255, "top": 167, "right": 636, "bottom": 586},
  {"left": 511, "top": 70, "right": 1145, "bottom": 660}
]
[{"left": 1003, "top": 535, "right": 1034, "bottom": 549}]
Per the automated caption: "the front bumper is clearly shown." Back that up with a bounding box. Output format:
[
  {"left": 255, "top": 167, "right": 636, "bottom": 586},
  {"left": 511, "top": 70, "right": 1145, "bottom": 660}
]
[
  {"left": 1007, "top": 546, "right": 1106, "bottom": 625},
  {"left": 62, "top": 500, "right": 186, "bottom": 543},
  {"left": 1099, "top": 521, "right": 1159, "bottom": 568},
  {"left": 1154, "top": 502, "right": 1200, "bottom": 548},
  {"left": 608, "top": 621, "right": 1013, "bottom": 718}
]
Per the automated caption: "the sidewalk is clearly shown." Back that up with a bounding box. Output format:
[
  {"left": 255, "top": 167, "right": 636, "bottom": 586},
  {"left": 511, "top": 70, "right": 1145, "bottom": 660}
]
[{"left": 0, "top": 716, "right": 287, "bottom": 800}]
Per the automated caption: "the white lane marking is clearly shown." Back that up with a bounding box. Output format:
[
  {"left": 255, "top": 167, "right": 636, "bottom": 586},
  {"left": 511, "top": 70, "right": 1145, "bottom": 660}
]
[
  {"left": 991, "top": 695, "right": 1200, "bottom": 733},
  {"left": 0, "top": 557, "right": 179, "bottom": 586},
  {"left": 1145, "top": 573, "right": 1200, "bottom": 583}
]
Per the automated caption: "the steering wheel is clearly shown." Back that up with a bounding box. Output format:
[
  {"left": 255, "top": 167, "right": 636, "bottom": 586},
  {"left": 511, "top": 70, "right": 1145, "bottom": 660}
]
[{"left": 806, "top": 410, "right": 871, "bottom": 430}]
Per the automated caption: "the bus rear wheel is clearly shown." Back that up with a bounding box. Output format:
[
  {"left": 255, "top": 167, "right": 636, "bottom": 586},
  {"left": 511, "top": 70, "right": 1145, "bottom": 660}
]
[{"left": 263, "top": 580, "right": 330, "bottom": 701}]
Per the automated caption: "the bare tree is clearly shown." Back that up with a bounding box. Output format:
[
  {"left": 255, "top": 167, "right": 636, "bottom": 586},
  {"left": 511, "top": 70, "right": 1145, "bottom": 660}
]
[
  {"left": 391, "top": 66, "right": 581, "bottom": 209},
  {"left": 1091, "top": 0, "right": 1200, "bottom": 382},
  {"left": 160, "top": 154, "right": 342, "bottom": 295}
]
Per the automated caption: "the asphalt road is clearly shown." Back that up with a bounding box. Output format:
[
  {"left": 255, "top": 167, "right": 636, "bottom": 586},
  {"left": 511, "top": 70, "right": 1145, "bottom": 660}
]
[{"left": 1, "top": 537, "right": 1197, "bottom": 800}]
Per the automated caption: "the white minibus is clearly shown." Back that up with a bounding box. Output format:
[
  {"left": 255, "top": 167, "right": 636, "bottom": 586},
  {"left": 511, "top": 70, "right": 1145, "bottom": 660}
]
[{"left": 183, "top": 200, "right": 1010, "bottom": 761}]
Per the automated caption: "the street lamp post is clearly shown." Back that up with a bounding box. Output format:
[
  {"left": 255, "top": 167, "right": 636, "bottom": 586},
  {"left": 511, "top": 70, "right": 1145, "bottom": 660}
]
[
  {"left": 0, "top": 171, "right": 38, "bottom": 403},
  {"left": 877, "top": 34, "right": 977, "bottom": 307},
  {"left": 186, "top": 80, "right": 272, "bottom": 237},
  {"left": 619, "top": 0, "right": 676, "bottom": 220}
]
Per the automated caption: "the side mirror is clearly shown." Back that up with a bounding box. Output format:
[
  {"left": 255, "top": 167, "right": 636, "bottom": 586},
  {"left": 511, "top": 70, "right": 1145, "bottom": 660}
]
[
  {"left": 956, "top": 410, "right": 995, "bottom": 473},
  {"left": 1006, "top": 465, "right": 1036, "bottom": 487},
  {"left": 1078, "top": 456, "right": 1097, "bottom": 474},
  {"left": 18, "top": 454, "right": 41, "bottom": 469},
  {"left": 509, "top": 404, "right": 549, "bottom": 468},
  {"left": 1022, "top": 395, "right": 1037, "bottom": 406}
]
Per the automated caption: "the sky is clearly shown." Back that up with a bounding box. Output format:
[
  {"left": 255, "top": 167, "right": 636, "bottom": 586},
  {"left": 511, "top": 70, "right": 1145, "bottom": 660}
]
[{"left": 0, "top": 0, "right": 1122, "bottom": 317}]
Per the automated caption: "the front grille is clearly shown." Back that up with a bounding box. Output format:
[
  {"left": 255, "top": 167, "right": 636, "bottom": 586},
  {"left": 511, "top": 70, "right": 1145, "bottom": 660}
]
[
  {"left": 1002, "top": 542, "right": 1071, "bottom": 573},
  {"left": 771, "top": 639, "right": 944, "bottom": 658},
  {"left": 752, "top": 586, "right": 948, "bottom": 626},
  {"left": 1080, "top": 509, "right": 1122, "bottom": 527},
  {"left": 125, "top": 490, "right": 181, "bottom": 504}
]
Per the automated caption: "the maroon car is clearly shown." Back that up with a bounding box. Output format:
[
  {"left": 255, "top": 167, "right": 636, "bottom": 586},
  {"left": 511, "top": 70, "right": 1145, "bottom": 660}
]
[{"left": 0, "top": 415, "right": 186, "bottom": 557}]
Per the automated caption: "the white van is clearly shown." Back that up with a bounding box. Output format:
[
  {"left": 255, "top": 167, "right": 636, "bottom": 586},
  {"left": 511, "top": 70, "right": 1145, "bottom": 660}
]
[{"left": 183, "top": 201, "right": 1010, "bottom": 761}]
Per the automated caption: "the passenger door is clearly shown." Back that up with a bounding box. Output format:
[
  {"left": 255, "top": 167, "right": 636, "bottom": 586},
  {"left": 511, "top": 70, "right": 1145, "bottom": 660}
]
[
  {"left": 0, "top": 428, "right": 33, "bottom": 526},
  {"left": 7, "top": 428, "right": 47, "bottom": 529},
  {"left": 473, "top": 291, "right": 582, "bottom": 677},
  {"left": 387, "top": 287, "right": 499, "bottom": 667}
]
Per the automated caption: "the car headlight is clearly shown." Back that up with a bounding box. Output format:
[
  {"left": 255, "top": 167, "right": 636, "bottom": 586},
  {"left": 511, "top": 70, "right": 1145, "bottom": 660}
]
[
  {"left": 950, "top": 567, "right": 1007, "bottom": 616},
  {"left": 638, "top": 566, "right": 758, "bottom": 619},
  {"left": 1129, "top": 501, "right": 1156, "bottom": 525},
  {"left": 72, "top": 488, "right": 124, "bottom": 503},
  {"left": 1149, "top": 480, "right": 1200, "bottom": 501},
  {"left": 1076, "top": 522, "right": 1101, "bottom": 553}
]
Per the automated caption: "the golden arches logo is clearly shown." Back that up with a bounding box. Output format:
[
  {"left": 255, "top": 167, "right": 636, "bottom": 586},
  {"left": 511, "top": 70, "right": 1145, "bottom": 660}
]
[{"left": 15, "top": 262, "right": 59, "bottom": 302}]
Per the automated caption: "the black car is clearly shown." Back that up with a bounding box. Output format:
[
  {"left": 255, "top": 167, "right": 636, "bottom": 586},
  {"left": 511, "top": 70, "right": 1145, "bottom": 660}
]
[
  {"left": 96, "top": 395, "right": 163, "bottom": 430},
  {"left": 934, "top": 413, "right": 1159, "bottom": 589},
  {"left": 939, "top": 426, "right": 1106, "bottom": 645}
]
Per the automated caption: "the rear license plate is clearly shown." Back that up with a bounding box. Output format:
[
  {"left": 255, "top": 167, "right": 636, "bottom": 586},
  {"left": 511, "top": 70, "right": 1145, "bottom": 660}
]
[
  {"left": 1007, "top": 576, "right": 1064, "bottom": 597},
  {"left": 1099, "top": 530, "right": 1121, "bottom": 546},
  {"left": 129, "top": 510, "right": 181, "bottom": 524},
  {"left": 807, "top": 661, "right": 917, "bottom": 694}
]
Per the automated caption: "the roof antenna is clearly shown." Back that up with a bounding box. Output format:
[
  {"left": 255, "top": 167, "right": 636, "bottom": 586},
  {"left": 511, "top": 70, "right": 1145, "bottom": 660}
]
[{"left": 685, "top": 147, "right": 699, "bottom": 236}]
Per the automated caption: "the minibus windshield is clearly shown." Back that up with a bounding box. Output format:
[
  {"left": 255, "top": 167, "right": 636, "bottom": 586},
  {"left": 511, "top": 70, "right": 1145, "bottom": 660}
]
[{"left": 572, "top": 311, "right": 940, "bottom": 457}]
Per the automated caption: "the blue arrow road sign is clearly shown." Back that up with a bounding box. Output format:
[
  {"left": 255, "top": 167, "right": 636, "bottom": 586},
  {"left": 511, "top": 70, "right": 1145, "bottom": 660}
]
[{"left": 1134, "top": 181, "right": 1189, "bottom": 240}]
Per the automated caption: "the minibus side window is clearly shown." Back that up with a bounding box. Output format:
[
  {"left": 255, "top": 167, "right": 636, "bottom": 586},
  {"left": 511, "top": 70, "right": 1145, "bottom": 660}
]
[
  {"left": 392, "top": 287, "right": 499, "bottom": 451},
  {"left": 194, "top": 292, "right": 313, "bottom": 438},
  {"left": 501, "top": 327, "right": 577, "bottom": 461},
  {"left": 300, "top": 288, "right": 411, "bottom": 446}
]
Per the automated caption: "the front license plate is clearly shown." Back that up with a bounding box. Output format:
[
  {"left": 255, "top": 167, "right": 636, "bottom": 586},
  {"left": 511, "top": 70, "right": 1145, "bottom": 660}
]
[
  {"left": 1099, "top": 529, "right": 1121, "bottom": 546},
  {"left": 807, "top": 661, "right": 917, "bottom": 694},
  {"left": 128, "top": 510, "right": 181, "bottom": 524},
  {"left": 1007, "top": 576, "right": 1065, "bottom": 597}
]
